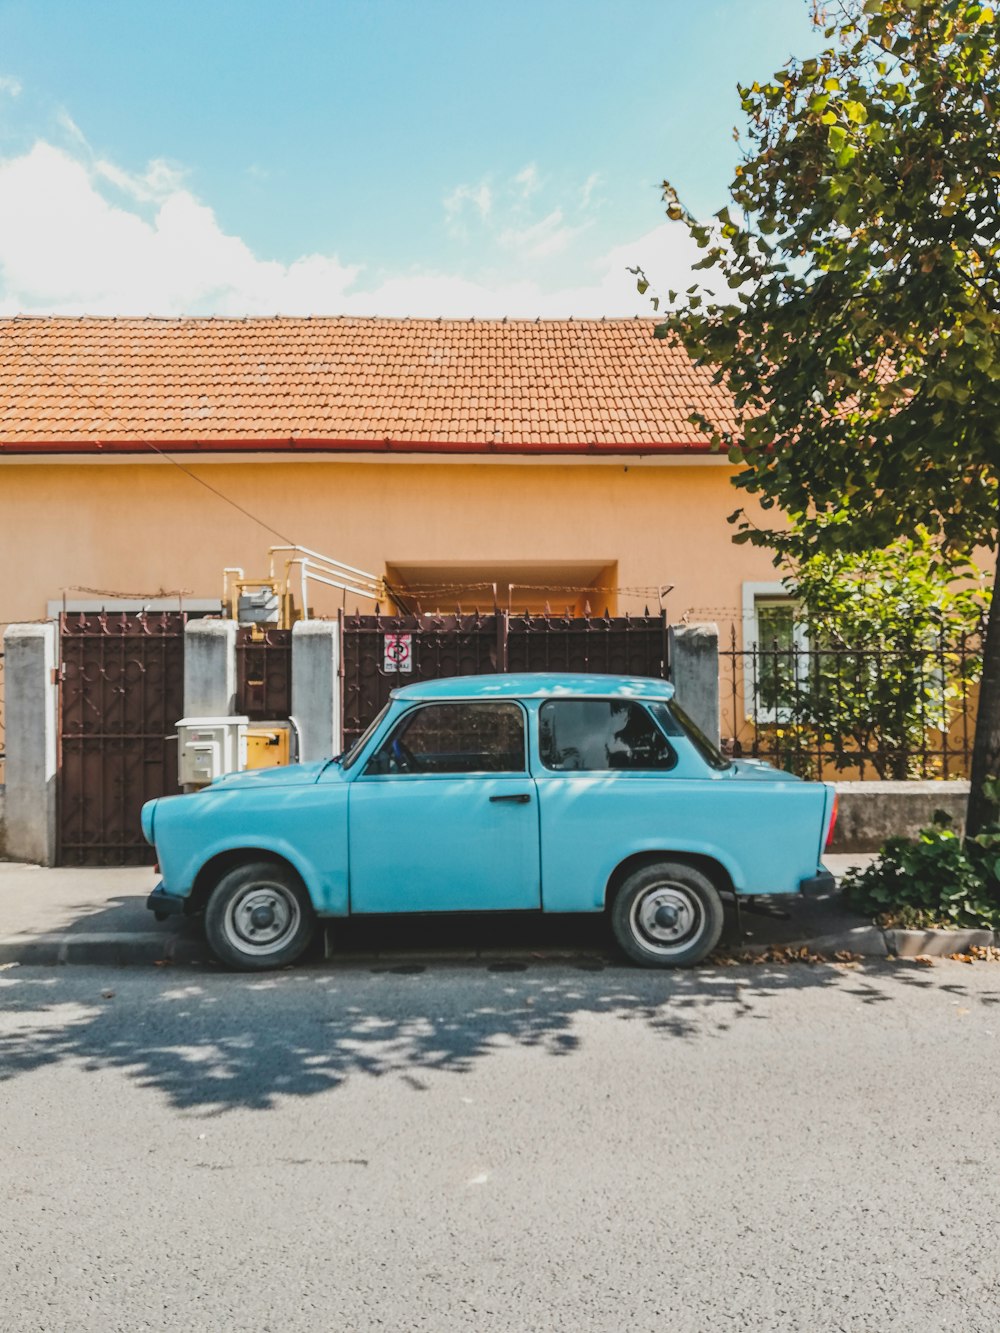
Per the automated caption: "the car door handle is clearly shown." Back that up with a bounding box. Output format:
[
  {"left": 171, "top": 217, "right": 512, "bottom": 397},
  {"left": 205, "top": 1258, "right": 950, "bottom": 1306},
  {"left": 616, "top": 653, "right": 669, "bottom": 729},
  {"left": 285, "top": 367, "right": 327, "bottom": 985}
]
[{"left": 489, "top": 793, "right": 532, "bottom": 804}]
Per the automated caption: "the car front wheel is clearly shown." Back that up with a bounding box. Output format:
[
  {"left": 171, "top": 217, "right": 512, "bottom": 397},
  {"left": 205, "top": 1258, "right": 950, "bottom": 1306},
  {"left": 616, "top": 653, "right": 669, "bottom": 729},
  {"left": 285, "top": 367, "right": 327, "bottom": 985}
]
[
  {"left": 611, "top": 860, "right": 724, "bottom": 967},
  {"left": 205, "top": 860, "right": 316, "bottom": 971}
]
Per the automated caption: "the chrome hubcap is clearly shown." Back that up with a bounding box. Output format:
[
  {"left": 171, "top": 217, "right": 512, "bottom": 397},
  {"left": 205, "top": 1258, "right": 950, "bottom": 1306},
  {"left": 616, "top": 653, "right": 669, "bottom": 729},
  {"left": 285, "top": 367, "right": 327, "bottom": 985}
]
[
  {"left": 224, "top": 883, "right": 300, "bottom": 955},
  {"left": 631, "top": 883, "right": 703, "bottom": 954}
]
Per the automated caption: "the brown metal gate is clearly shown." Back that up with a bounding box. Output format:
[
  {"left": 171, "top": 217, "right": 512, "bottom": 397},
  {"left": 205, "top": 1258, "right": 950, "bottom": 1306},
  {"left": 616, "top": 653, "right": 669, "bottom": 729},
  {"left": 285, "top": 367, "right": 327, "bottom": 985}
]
[
  {"left": 58, "top": 612, "right": 186, "bottom": 866},
  {"left": 236, "top": 626, "right": 292, "bottom": 720},
  {"left": 341, "top": 610, "right": 668, "bottom": 747}
]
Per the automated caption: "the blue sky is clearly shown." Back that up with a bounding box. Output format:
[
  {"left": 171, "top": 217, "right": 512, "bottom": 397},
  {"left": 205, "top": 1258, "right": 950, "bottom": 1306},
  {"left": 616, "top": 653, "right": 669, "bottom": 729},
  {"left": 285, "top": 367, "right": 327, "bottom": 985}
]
[{"left": 0, "top": 0, "right": 819, "bottom": 315}]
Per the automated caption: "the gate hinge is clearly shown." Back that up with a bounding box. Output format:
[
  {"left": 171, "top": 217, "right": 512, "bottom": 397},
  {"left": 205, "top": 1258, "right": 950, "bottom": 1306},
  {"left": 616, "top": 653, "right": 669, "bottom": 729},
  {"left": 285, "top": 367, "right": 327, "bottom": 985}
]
[{"left": 51, "top": 666, "right": 64, "bottom": 684}]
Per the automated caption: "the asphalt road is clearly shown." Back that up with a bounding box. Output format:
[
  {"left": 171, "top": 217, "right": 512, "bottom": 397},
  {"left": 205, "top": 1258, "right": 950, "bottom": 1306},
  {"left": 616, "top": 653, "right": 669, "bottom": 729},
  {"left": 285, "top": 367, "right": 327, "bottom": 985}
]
[{"left": 2, "top": 957, "right": 999, "bottom": 1332}]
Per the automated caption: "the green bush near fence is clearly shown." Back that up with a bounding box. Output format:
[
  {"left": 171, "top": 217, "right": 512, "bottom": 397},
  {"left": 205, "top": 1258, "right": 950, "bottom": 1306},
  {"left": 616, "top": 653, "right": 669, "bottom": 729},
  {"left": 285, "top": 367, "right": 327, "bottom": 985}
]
[{"left": 842, "top": 809, "right": 1000, "bottom": 931}]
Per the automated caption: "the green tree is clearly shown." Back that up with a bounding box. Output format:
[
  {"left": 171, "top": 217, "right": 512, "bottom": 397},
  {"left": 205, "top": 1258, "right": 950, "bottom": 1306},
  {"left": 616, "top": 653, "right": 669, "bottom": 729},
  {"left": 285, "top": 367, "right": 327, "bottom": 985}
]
[
  {"left": 645, "top": 0, "right": 1000, "bottom": 830},
  {"left": 773, "top": 526, "right": 985, "bottom": 777}
]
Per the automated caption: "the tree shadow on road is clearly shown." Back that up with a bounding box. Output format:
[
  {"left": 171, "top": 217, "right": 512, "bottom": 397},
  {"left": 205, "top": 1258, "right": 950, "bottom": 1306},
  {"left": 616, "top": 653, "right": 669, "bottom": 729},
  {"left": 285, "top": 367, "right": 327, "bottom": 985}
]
[{"left": 0, "top": 955, "right": 911, "bottom": 1116}]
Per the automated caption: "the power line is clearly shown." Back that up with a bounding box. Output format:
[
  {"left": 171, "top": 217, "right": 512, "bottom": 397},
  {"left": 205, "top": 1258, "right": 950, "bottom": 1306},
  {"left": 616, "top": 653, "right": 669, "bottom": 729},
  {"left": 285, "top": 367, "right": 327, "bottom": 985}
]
[{"left": 141, "top": 441, "right": 298, "bottom": 546}]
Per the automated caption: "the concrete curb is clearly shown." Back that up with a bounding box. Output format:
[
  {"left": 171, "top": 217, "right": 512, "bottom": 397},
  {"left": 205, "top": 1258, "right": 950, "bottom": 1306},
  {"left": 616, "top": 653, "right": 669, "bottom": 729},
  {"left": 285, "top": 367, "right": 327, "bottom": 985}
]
[
  {"left": 1, "top": 924, "right": 997, "bottom": 968},
  {"left": 0, "top": 932, "right": 209, "bottom": 967},
  {"left": 0, "top": 931, "right": 614, "bottom": 969},
  {"left": 885, "top": 928, "right": 999, "bottom": 957},
  {"left": 736, "top": 925, "right": 1000, "bottom": 960},
  {"left": 734, "top": 926, "right": 890, "bottom": 958}
]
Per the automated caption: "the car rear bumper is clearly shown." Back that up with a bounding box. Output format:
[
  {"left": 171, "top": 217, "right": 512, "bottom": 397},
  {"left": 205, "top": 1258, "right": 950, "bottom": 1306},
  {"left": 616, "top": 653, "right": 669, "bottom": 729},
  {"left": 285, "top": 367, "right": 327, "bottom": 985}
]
[
  {"left": 146, "top": 883, "right": 188, "bottom": 920},
  {"left": 798, "top": 868, "right": 836, "bottom": 897}
]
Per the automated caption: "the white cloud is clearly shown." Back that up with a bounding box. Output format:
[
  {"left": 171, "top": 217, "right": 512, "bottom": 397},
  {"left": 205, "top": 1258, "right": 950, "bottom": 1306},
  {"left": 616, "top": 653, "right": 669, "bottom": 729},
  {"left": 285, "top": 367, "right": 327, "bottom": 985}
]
[
  {"left": 55, "top": 110, "right": 87, "bottom": 146},
  {"left": 0, "top": 138, "right": 722, "bottom": 317},
  {"left": 0, "top": 143, "right": 360, "bottom": 315},
  {"left": 498, "top": 208, "right": 585, "bottom": 260},
  {"left": 0, "top": 75, "right": 21, "bottom": 98},
  {"left": 580, "top": 172, "right": 601, "bottom": 208},
  {"left": 443, "top": 180, "right": 493, "bottom": 235},
  {"left": 444, "top": 163, "right": 603, "bottom": 264},
  {"left": 94, "top": 156, "right": 185, "bottom": 204},
  {"left": 513, "top": 163, "right": 540, "bottom": 198}
]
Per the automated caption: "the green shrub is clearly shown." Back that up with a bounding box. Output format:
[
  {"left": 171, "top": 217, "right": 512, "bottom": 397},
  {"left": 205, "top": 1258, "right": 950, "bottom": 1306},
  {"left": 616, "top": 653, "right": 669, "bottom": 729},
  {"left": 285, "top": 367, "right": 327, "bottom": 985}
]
[{"left": 842, "top": 811, "right": 1000, "bottom": 930}]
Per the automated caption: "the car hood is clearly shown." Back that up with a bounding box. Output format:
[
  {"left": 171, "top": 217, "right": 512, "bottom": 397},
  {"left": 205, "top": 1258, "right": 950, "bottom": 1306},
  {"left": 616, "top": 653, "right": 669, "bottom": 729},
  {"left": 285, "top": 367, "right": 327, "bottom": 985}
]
[
  {"left": 727, "top": 758, "right": 802, "bottom": 783},
  {"left": 210, "top": 761, "right": 334, "bottom": 790}
]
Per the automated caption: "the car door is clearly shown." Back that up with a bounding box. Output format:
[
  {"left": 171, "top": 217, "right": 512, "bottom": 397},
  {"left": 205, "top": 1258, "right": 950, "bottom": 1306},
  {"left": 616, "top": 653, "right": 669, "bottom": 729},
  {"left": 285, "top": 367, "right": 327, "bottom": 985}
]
[
  {"left": 533, "top": 697, "right": 683, "bottom": 912},
  {"left": 348, "top": 699, "right": 541, "bottom": 913}
]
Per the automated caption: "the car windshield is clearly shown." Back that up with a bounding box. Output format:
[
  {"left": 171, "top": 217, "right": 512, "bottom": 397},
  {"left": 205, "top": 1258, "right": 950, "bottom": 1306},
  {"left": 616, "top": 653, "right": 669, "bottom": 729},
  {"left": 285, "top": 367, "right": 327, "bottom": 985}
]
[
  {"left": 341, "top": 703, "right": 391, "bottom": 770},
  {"left": 651, "top": 701, "right": 731, "bottom": 772}
]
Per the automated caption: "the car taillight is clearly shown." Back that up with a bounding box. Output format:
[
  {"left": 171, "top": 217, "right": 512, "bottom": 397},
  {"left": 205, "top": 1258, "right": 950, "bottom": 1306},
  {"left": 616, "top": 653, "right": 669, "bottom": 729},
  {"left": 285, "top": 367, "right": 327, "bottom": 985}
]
[{"left": 824, "top": 793, "right": 839, "bottom": 851}]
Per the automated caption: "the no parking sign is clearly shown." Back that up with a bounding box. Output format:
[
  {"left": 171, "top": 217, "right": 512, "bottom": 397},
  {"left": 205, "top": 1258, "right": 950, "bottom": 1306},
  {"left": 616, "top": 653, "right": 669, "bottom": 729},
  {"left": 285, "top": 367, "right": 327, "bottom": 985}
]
[{"left": 383, "top": 633, "right": 413, "bottom": 673}]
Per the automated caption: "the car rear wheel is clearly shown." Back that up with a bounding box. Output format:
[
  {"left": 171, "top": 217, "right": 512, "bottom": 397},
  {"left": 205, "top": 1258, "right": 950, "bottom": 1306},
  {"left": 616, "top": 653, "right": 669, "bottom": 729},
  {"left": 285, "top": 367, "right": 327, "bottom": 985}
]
[
  {"left": 205, "top": 860, "right": 316, "bottom": 971},
  {"left": 611, "top": 861, "right": 724, "bottom": 967}
]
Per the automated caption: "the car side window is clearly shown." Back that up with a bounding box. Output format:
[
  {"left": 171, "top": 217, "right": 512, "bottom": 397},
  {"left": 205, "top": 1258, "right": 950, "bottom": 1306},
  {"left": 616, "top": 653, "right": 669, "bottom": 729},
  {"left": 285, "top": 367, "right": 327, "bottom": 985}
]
[
  {"left": 364, "top": 702, "right": 527, "bottom": 776},
  {"left": 538, "top": 700, "right": 676, "bottom": 772}
]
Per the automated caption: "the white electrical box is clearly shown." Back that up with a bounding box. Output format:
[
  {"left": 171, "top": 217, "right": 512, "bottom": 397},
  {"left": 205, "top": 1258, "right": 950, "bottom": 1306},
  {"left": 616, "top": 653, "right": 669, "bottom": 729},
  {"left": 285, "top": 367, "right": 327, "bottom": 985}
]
[{"left": 176, "top": 716, "right": 249, "bottom": 788}]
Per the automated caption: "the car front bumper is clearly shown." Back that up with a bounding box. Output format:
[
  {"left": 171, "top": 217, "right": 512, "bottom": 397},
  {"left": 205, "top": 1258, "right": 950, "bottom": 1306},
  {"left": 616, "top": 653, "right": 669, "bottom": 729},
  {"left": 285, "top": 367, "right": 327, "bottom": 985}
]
[
  {"left": 798, "top": 868, "right": 836, "bottom": 897},
  {"left": 146, "top": 883, "right": 189, "bottom": 920}
]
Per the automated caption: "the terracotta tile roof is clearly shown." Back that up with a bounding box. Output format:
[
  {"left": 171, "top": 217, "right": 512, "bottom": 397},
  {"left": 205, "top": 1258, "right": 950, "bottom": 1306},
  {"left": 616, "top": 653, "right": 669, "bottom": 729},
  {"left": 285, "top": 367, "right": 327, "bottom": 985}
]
[{"left": 0, "top": 316, "right": 735, "bottom": 455}]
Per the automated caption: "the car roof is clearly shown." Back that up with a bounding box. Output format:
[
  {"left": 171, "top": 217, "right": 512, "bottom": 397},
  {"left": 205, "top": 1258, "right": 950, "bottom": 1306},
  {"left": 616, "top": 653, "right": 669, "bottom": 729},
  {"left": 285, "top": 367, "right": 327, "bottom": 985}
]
[{"left": 390, "top": 673, "right": 675, "bottom": 702}]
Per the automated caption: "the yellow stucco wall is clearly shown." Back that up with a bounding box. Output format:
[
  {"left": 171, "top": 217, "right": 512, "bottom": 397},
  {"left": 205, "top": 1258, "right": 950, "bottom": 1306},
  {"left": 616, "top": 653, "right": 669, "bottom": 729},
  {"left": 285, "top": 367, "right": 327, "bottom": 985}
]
[{"left": 0, "top": 457, "right": 780, "bottom": 627}]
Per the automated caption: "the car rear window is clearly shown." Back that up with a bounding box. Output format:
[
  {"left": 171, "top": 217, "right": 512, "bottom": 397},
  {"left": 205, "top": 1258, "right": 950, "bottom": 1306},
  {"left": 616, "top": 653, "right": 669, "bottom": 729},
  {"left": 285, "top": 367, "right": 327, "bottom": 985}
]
[{"left": 538, "top": 699, "right": 676, "bottom": 772}]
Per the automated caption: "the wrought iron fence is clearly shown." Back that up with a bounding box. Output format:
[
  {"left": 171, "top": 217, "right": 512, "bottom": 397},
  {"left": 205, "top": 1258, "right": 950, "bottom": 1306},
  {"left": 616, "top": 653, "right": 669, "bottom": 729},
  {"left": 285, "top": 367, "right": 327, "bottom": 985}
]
[
  {"left": 342, "top": 609, "right": 668, "bottom": 746},
  {"left": 719, "top": 626, "right": 981, "bottom": 780},
  {"left": 236, "top": 626, "right": 292, "bottom": 721},
  {"left": 58, "top": 611, "right": 186, "bottom": 866}
]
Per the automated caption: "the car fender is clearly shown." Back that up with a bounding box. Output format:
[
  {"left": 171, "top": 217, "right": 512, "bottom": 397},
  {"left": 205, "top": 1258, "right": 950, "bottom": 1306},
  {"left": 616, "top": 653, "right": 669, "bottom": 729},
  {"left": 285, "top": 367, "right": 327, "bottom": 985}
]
[
  {"left": 598, "top": 838, "right": 745, "bottom": 905},
  {"left": 542, "top": 836, "right": 746, "bottom": 914},
  {"left": 175, "top": 834, "right": 347, "bottom": 917}
]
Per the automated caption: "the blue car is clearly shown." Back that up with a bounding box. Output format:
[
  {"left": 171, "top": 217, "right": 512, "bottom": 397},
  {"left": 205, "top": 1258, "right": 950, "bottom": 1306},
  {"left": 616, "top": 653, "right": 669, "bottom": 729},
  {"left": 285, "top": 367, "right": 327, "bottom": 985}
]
[{"left": 143, "top": 673, "right": 838, "bottom": 970}]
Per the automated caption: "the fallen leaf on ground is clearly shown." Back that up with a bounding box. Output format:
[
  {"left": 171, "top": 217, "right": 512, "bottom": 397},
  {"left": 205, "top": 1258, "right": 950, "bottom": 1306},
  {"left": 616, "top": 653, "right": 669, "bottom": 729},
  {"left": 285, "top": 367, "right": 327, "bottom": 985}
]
[
  {"left": 710, "top": 946, "right": 828, "bottom": 966},
  {"left": 914, "top": 955, "right": 936, "bottom": 967}
]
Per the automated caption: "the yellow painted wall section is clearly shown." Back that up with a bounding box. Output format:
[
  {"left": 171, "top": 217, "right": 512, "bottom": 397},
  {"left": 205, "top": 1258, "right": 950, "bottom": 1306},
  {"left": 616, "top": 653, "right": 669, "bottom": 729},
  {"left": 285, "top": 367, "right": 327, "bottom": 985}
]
[{"left": 0, "top": 458, "right": 781, "bottom": 628}]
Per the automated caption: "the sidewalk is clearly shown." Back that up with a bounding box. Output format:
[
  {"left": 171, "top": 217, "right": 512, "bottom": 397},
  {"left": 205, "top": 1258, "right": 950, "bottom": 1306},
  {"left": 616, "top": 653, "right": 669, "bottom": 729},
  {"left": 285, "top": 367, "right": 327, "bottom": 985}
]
[{"left": 0, "top": 855, "right": 897, "bottom": 967}]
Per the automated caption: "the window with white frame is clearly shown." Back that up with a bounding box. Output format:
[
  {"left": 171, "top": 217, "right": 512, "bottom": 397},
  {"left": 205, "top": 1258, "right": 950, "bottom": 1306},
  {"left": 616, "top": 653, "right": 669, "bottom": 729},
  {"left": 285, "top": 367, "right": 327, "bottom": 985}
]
[{"left": 741, "top": 582, "right": 807, "bottom": 721}]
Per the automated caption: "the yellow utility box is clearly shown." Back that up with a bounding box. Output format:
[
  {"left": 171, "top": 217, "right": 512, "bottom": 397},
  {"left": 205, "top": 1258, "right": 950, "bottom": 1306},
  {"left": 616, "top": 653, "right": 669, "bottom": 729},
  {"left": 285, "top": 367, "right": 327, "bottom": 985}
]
[{"left": 245, "top": 723, "right": 292, "bottom": 770}]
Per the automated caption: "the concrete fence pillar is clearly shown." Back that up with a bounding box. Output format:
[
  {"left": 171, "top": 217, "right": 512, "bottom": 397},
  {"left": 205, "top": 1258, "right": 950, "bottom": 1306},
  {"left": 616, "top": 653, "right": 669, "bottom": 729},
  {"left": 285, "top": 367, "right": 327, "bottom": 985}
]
[
  {"left": 668, "top": 621, "right": 720, "bottom": 748},
  {"left": 292, "top": 620, "right": 342, "bottom": 762},
  {"left": 183, "top": 619, "right": 238, "bottom": 717},
  {"left": 3, "top": 623, "right": 59, "bottom": 865}
]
